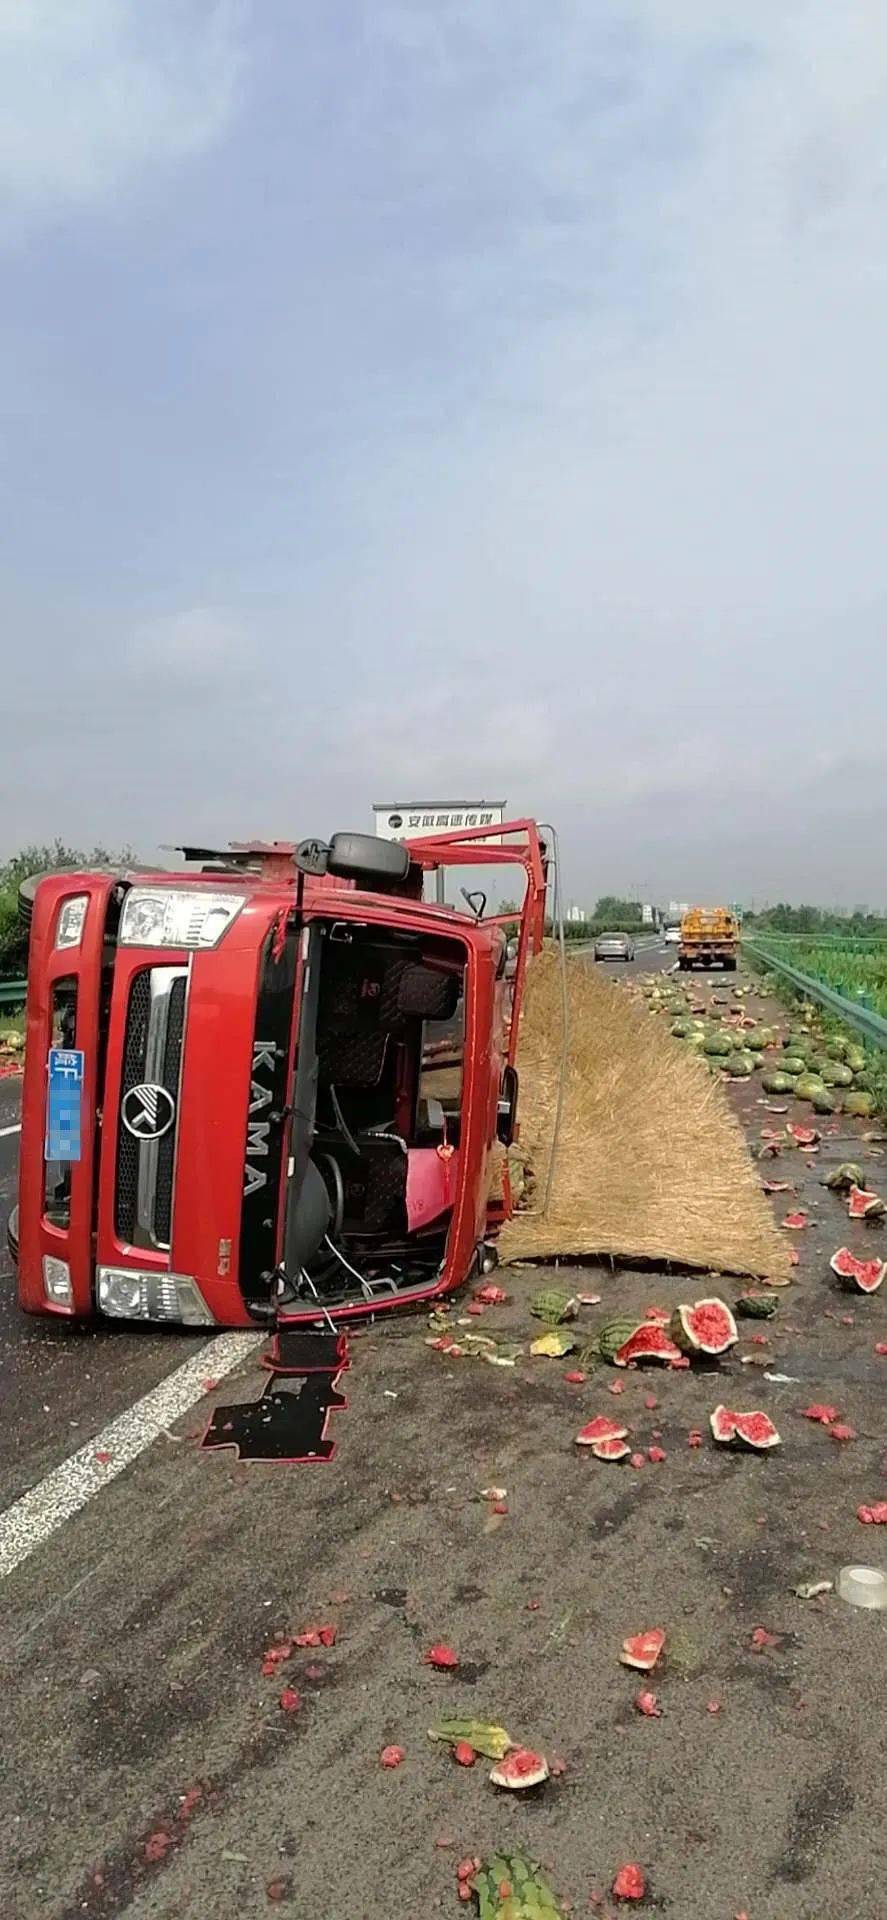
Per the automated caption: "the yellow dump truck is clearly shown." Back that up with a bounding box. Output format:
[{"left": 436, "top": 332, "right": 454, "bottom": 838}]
[{"left": 678, "top": 906, "right": 739, "bottom": 971}]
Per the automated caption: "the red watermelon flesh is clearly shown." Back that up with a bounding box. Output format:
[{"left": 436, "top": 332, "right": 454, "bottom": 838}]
[
  {"left": 787, "top": 1124, "right": 820, "bottom": 1146},
  {"left": 672, "top": 1297, "right": 738, "bottom": 1355},
  {"left": 575, "top": 1415, "right": 629, "bottom": 1447},
  {"left": 620, "top": 1628, "right": 665, "bottom": 1672},
  {"left": 613, "top": 1324, "right": 683, "bottom": 1368},
  {"left": 848, "top": 1185, "right": 886, "bottom": 1219},
  {"left": 829, "top": 1247, "right": 886, "bottom": 1293}
]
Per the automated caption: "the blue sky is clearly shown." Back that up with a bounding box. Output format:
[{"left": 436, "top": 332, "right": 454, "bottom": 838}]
[{"left": 3, "top": 1, "right": 887, "bottom": 906}]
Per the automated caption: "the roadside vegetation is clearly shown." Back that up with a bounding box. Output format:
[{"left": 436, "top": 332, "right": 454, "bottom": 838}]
[{"left": 0, "top": 843, "right": 134, "bottom": 983}]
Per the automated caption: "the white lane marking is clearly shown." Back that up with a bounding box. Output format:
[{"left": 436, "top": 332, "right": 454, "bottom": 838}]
[
  {"left": 0, "top": 1123, "right": 21, "bottom": 1138},
  {"left": 0, "top": 1330, "right": 263, "bottom": 1580}
]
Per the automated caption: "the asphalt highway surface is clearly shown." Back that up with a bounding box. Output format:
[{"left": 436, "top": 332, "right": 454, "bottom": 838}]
[{"left": 1, "top": 949, "right": 884, "bottom": 1918}]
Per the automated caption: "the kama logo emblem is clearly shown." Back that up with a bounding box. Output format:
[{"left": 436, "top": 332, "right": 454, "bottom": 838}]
[{"left": 121, "top": 1082, "right": 176, "bottom": 1140}]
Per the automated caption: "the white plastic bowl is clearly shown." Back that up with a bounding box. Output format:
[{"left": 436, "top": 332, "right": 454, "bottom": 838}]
[{"left": 838, "top": 1564, "right": 887, "bottom": 1611}]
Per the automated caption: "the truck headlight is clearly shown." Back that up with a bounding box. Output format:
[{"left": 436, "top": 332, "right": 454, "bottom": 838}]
[
  {"left": 97, "top": 1267, "right": 215, "bottom": 1326},
  {"left": 43, "top": 1254, "right": 73, "bottom": 1306},
  {"left": 119, "top": 889, "right": 245, "bottom": 950},
  {"left": 55, "top": 895, "right": 89, "bottom": 949}
]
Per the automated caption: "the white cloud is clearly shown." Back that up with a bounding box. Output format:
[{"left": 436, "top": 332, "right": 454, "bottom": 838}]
[{"left": 0, "top": 0, "right": 244, "bottom": 217}]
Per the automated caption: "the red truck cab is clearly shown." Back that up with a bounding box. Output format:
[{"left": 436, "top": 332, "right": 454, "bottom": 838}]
[{"left": 12, "top": 823, "right": 548, "bottom": 1329}]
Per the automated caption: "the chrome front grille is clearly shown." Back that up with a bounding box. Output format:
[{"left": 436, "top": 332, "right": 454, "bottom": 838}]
[{"left": 115, "top": 966, "right": 189, "bottom": 1250}]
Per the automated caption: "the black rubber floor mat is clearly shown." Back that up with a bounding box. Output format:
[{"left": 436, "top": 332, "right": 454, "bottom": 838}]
[{"left": 201, "top": 1340, "right": 349, "bottom": 1463}]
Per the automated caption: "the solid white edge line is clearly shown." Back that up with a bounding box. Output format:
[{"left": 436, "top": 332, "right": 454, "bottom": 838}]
[
  {"left": 0, "top": 1330, "right": 263, "bottom": 1580},
  {"left": 0, "top": 1123, "right": 21, "bottom": 1138}
]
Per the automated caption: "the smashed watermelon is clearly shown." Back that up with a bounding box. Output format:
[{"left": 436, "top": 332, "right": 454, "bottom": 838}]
[
  {"left": 671, "top": 1297, "right": 738, "bottom": 1356},
  {"left": 620, "top": 1628, "right": 665, "bottom": 1672},
  {"left": 709, "top": 1406, "right": 781, "bottom": 1451},
  {"left": 489, "top": 1747, "right": 550, "bottom": 1790},
  {"left": 847, "top": 1185, "right": 886, "bottom": 1220},
  {"left": 591, "top": 1436, "right": 632, "bottom": 1462},
  {"left": 575, "top": 1415, "right": 629, "bottom": 1448},
  {"left": 613, "top": 1324, "right": 683, "bottom": 1368},
  {"left": 829, "top": 1247, "right": 886, "bottom": 1293}
]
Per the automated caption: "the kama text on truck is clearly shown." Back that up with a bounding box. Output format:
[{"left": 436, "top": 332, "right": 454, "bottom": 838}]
[{"left": 10, "top": 822, "right": 550, "bottom": 1329}]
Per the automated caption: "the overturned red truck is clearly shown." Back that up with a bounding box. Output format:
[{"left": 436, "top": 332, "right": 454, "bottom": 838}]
[{"left": 11, "top": 821, "right": 550, "bottom": 1329}]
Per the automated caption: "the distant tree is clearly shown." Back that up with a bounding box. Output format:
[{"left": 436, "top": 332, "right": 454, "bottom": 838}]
[{"left": 0, "top": 842, "right": 136, "bottom": 976}]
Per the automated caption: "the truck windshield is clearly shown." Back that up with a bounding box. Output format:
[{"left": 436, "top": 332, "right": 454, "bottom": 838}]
[{"left": 282, "top": 918, "right": 467, "bottom": 1312}]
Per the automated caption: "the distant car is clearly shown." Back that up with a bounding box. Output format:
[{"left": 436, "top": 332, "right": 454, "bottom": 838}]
[
  {"left": 594, "top": 932, "right": 635, "bottom": 962},
  {"left": 663, "top": 926, "right": 681, "bottom": 946}
]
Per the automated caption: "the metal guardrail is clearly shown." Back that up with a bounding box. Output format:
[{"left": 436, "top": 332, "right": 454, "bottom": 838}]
[
  {"left": 743, "top": 940, "right": 887, "bottom": 1051},
  {"left": 0, "top": 979, "right": 26, "bottom": 1008}
]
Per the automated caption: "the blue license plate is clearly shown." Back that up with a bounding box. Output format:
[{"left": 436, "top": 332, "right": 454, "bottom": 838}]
[{"left": 45, "top": 1047, "right": 85, "bottom": 1162}]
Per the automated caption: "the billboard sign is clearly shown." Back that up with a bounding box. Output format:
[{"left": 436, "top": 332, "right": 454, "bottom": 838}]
[{"left": 372, "top": 801, "right": 506, "bottom": 844}]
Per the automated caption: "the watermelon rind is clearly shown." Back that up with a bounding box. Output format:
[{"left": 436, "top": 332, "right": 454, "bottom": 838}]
[{"left": 824, "top": 1163, "right": 865, "bottom": 1193}]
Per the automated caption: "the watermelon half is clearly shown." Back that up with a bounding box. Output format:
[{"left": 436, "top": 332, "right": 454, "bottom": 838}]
[
  {"left": 671, "top": 1298, "right": 738, "bottom": 1356},
  {"left": 829, "top": 1247, "right": 886, "bottom": 1294},
  {"left": 847, "top": 1185, "right": 886, "bottom": 1220},
  {"left": 613, "top": 1324, "right": 684, "bottom": 1368},
  {"left": 710, "top": 1406, "right": 781, "bottom": 1451}
]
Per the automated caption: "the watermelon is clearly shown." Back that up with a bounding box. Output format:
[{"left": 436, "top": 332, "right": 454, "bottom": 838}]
[
  {"left": 761, "top": 1071, "right": 793, "bottom": 1095},
  {"left": 848, "top": 1185, "right": 886, "bottom": 1220},
  {"left": 575, "top": 1415, "right": 629, "bottom": 1447},
  {"left": 703, "top": 1032, "right": 733, "bottom": 1057},
  {"left": 530, "top": 1289, "right": 578, "bottom": 1324},
  {"left": 469, "top": 1853, "right": 566, "bottom": 1918},
  {"left": 845, "top": 1047, "right": 867, "bottom": 1073},
  {"left": 591, "top": 1436, "right": 632, "bottom": 1462},
  {"left": 780, "top": 1056, "right": 807, "bottom": 1076},
  {"left": 813, "top": 1089, "right": 839, "bottom": 1114},
  {"left": 829, "top": 1248, "right": 886, "bottom": 1294},
  {"left": 489, "top": 1748, "right": 550, "bottom": 1790},
  {"left": 845, "top": 1091, "right": 876, "bottom": 1117},
  {"left": 725, "top": 1051, "right": 755, "bottom": 1077},
  {"left": 824, "top": 1162, "right": 865, "bottom": 1193},
  {"left": 670, "top": 1019, "right": 693, "bottom": 1038},
  {"left": 671, "top": 1298, "right": 738, "bottom": 1356},
  {"left": 596, "top": 1318, "right": 648, "bottom": 1362},
  {"left": 613, "top": 1323, "right": 684, "bottom": 1368},
  {"left": 795, "top": 1074, "right": 827, "bottom": 1103},
  {"left": 821, "top": 1061, "right": 854, "bottom": 1088},
  {"left": 787, "top": 1124, "right": 820, "bottom": 1146},
  {"left": 736, "top": 1292, "right": 779, "bottom": 1318},
  {"left": 620, "top": 1628, "right": 665, "bottom": 1672},
  {"left": 710, "top": 1406, "right": 781, "bottom": 1450},
  {"left": 826, "top": 1037, "right": 851, "bottom": 1061}
]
